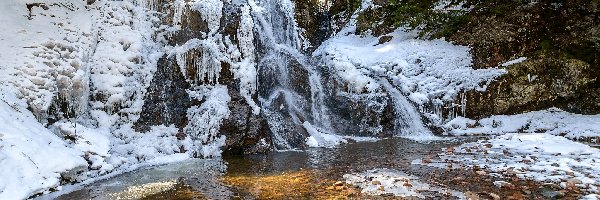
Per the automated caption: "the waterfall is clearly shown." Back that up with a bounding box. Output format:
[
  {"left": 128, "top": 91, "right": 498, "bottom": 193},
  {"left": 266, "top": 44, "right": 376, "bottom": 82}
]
[
  {"left": 379, "top": 78, "right": 436, "bottom": 140},
  {"left": 250, "top": 0, "right": 332, "bottom": 149}
]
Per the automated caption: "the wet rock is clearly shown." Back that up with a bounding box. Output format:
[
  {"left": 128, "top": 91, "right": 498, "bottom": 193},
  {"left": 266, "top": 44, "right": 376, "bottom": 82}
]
[
  {"left": 334, "top": 181, "right": 344, "bottom": 186},
  {"left": 489, "top": 193, "right": 501, "bottom": 200},
  {"left": 135, "top": 56, "right": 191, "bottom": 132}
]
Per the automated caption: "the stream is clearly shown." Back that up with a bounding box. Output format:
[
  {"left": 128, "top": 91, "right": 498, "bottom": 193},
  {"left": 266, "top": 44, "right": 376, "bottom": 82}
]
[{"left": 55, "top": 137, "right": 497, "bottom": 199}]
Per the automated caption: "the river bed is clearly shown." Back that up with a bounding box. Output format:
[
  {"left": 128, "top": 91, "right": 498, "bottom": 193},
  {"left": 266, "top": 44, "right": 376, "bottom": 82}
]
[{"left": 54, "top": 137, "right": 570, "bottom": 199}]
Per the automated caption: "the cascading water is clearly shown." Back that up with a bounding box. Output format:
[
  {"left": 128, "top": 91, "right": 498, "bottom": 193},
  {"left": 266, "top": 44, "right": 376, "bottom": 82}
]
[
  {"left": 379, "top": 78, "right": 435, "bottom": 140},
  {"left": 250, "top": 0, "right": 333, "bottom": 149}
]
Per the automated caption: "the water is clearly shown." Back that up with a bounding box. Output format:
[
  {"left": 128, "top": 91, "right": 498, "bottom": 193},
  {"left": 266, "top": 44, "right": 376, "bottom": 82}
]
[
  {"left": 252, "top": 0, "right": 334, "bottom": 149},
  {"left": 379, "top": 78, "right": 434, "bottom": 139},
  {"left": 54, "top": 138, "right": 459, "bottom": 199}
]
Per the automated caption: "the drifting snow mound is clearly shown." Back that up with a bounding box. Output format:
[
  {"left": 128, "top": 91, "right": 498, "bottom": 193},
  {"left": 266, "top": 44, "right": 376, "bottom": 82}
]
[
  {"left": 444, "top": 108, "right": 600, "bottom": 139},
  {"left": 0, "top": 91, "right": 87, "bottom": 199}
]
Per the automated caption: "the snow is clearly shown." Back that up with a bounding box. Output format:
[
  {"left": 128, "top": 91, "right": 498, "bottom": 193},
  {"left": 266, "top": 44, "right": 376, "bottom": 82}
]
[
  {"left": 184, "top": 86, "right": 231, "bottom": 158},
  {"left": 0, "top": 90, "right": 87, "bottom": 200},
  {"left": 315, "top": 15, "right": 505, "bottom": 126},
  {"left": 443, "top": 108, "right": 600, "bottom": 139},
  {"left": 315, "top": 29, "right": 505, "bottom": 100},
  {"left": 0, "top": 0, "right": 201, "bottom": 198},
  {"left": 415, "top": 133, "right": 600, "bottom": 195},
  {"left": 303, "top": 122, "right": 378, "bottom": 148},
  {"left": 233, "top": 5, "right": 260, "bottom": 115},
  {"left": 582, "top": 194, "right": 600, "bottom": 200},
  {"left": 343, "top": 168, "right": 466, "bottom": 198},
  {"left": 500, "top": 57, "right": 527, "bottom": 67}
]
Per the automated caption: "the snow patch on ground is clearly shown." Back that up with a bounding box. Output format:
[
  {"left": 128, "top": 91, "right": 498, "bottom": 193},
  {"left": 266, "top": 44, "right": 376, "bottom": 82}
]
[
  {"left": 343, "top": 168, "right": 466, "bottom": 198},
  {"left": 444, "top": 108, "right": 600, "bottom": 139},
  {"left": 0, "top": 90, "right": 87, "bottom": 200},
  {"left": 0, "top": 0, "right": 203, "bottom": 198},
  {"left": 415, "top": 133, "right": 600, "bottom": 195}
]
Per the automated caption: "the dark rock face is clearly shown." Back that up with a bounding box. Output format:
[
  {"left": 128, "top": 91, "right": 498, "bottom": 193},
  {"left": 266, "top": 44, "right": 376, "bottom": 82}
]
[
  {"left": 322, "top": 73, "right": 395, "bottom": 137},
  {"left": 293, "top": 0, "right": 333, "bottom": 51},
  {"left": 134, "top": 1, "right": 275, "bottom": 154},
  {"left": 135, "top": 57, "right": 191, "bottom": 132},
  {"left": 219, "top": 63, "right": 274, "bottom": 154},
  {"left": 467, "top": 54, "right": 600, "bottom": 117},
  {"left": 327, "top": 93, "right": 393, "bottom": 137},
  {"left": 450, "top": 1, "right": 600, "bottom": 117}
]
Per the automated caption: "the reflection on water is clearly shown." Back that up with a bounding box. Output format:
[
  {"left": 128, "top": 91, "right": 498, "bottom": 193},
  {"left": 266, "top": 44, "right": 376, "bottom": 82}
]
[{"left": 56, "top": 138, "right": 462, "bottom": 199}]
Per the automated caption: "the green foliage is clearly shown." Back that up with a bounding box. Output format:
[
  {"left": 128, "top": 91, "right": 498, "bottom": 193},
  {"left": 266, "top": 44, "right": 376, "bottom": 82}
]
[{"left": 382, "top": 0, "right": 471, "bottom": 38}]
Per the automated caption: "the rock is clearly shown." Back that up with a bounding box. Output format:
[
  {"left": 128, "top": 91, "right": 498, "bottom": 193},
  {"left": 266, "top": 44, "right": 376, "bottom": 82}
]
[
  {"left": 371, "top": 180, "right": 381, "bottom": 185},
  {"left": 475, "top": 170, "right": 487, "bottom": 176},
  {"left": 520, "top": 159, "right": 532, "bottom": 164},
  {"left": 334, "top": 181, "right": 344, "bottom": 186},
  {"left": 421, "top": 159, "right": 432, "bottom": 164},
  {"left": 465, "top": 191, "right": 480, "bottom": 200},
  {"left": 567, "top": 178, "right": 582, "bottom": 184},
  {"left": 489, "top": 193, "right": 501, "bottom": 200},
  {"left": 509, "top": 192, "right": 525, "bottom": 200},
  {"left": 377, "top": 36, "right": 393, "bottom": 45},
  {"left": 378, "top": 186, "right": 385, "bottom": 191},
  {"left": 403, "top": 182, "right": 412, "bottom": 187},
  {"left": 446, "top": 147, "right": 455, "bottom": 153}
]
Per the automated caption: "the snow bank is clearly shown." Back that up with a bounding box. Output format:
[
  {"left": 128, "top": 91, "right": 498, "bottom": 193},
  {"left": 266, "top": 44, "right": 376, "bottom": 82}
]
[
  {"left": 0, "top": 90, "right": 87, "bottom": 200},
  {"left": 315, "top": 29, "right": 505, "bottom": 99},
  {"left": 415, "top": 133, "right": 600, "bottom": 195},
  {"left": 343, "top": 168, "right": 466, "bottom": 198},
  {"left": 315, "top": 7, "right": 505, "bottom": 125},
  {"left": 444, "top": 108, "right": 600, "bottom": 140},
  {"left": 0, "top": 0, "right": 194, "bottom": 198}
]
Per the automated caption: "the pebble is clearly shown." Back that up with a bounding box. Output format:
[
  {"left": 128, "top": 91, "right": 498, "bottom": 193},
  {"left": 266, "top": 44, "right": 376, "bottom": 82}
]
[
  {"left": 334, "top": 181, "right": 344, "bottom": 186},
  {"left": 489, "top": 193, "right": 501, "bottom": 200}
]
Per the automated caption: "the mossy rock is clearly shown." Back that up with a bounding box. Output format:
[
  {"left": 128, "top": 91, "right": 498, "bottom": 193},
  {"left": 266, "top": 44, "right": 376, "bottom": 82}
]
[{"left": 466, "top": 51, "right": 600, "bottom": 117}]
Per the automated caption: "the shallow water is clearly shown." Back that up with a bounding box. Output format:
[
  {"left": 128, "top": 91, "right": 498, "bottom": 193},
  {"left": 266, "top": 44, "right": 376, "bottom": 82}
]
[{"left": 55, "top": 137, "right": 477, "bottom": 199}]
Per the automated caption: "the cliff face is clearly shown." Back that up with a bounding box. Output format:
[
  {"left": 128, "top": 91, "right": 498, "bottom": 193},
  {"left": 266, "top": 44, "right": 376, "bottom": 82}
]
[
  {"left": 132, "top": 0, "right": 398, "bottom": 154},
  {"left": 451, "top": 1, "right": 600, "bottom": 117},
  {"left": 352, "top": 0, "right": 600, "bottom": 118}
]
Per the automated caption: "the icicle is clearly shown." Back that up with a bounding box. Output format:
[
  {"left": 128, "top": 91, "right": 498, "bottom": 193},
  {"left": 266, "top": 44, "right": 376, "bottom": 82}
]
[
  {"left": 238, "top": 5, "right": 255, "bottom": 60},
  {"left": 460, "top": 91, "right": 467, "bottom": 117},
  {"left": 190, "top": 0, "right": 223, "bottom": 35},
  {"left": 176, "top": 51, "right": 187, "bottom": 78},
  {"left": 173, "top": 0, "right": 185, "bottom": 26},
  {"left": 183, "top": 86, "right": 230, "bottom": 157},
  {"left": 233, "top": 5, "right": 260, "bottom": 115}
]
